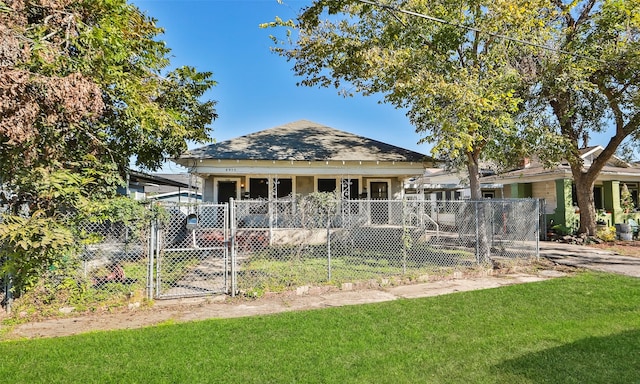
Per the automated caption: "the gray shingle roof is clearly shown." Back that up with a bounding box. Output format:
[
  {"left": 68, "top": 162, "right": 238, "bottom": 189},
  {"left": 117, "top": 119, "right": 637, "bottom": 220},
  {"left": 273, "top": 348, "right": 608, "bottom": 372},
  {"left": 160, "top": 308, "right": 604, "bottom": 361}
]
[{"left": 180, "top": 120, "right": 428, "bottom": 162}]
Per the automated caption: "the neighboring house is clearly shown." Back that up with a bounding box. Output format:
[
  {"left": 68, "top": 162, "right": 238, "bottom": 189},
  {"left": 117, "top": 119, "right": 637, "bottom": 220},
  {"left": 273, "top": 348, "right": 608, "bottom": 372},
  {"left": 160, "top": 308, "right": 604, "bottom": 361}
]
[
  {"left": 121, "top": 170, "right": 200, "bottom": 201},
  {"left": 480, "top": 146, "right": 640, "bottom": 231},
  {"left": 172, "top": 120, "right": 432, "bottom": 203},
  {"left": 147, "top": 191, "right": 202, "bottom": 203},
  {"left": 405, "top": 168, "right": 503, "bottom": 200}
]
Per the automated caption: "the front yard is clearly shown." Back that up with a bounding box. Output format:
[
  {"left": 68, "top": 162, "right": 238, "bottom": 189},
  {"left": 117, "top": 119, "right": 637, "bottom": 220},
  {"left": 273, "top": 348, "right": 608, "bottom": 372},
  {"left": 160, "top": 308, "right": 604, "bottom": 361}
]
[{"left": 1, "top": 272, "right": 639, "bottom": 383}]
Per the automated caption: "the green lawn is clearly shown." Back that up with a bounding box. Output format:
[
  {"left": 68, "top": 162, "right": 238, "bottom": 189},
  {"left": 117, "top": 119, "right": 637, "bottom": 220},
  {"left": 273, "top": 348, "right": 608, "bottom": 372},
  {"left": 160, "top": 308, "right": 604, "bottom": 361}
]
[{"left": 1, "top": 272, "right": 639, "bottom": 383}]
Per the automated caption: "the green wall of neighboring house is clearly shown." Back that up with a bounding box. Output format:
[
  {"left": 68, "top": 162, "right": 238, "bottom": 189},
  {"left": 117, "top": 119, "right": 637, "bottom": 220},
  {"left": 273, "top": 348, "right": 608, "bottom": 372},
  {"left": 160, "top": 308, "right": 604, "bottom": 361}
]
[
  {"left": 509, "top": 182, "right": 532, "bottom": 198},
  {"left": 518, "top": 178, "right": 640, "bottom": 233},
  {"left": 603, "top": 180, "right": 622, "bottom": 224},
  {"left": 505, "top": 178, "right": 640, "bottom": 234},
  {"left": 553, "top": 179, "right": 579, "bottom": 232}
]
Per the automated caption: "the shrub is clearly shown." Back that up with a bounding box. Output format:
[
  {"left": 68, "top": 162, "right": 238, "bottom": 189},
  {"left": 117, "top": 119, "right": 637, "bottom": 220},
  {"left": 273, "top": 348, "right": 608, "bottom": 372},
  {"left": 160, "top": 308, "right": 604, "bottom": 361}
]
[{"left": 597, "top": 226, "right": 617, "bottom": 242}]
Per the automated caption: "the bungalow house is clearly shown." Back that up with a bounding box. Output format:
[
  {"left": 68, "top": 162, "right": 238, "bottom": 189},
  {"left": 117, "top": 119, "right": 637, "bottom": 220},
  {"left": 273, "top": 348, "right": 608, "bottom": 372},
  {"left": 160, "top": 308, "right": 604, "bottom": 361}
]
[
  {"left": 171, "top": 120, "right": 432, "bottom": 203},
  {"left": 480, "top": 146, "right": 640, "bottom": 232}
]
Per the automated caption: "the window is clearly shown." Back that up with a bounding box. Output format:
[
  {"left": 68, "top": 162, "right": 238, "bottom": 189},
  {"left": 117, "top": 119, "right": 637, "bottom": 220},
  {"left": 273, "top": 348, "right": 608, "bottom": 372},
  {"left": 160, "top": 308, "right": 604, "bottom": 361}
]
[
  {"left": 249, "top": 178, "right": 292, "bottom": 199},
  {"left": 276, "top": 179, "right": 292, "bottom": 198},
  {"left": 573, "top": 184, "right": 605, "bottom": 209},
  {"left": 436, "top": 190, "right": 461, "bottom": 200},
  {"left": 343, "top": 178, "right": 359, "bottom": 200},
  {"left": 318, "top": 178, "right": 337, "bottom": 193},
  {"left": 593, "top": 186, "right": 603, "bottom": 210},
  {"left": 249, "top": 178, "right": 268, "bottom": 199}
]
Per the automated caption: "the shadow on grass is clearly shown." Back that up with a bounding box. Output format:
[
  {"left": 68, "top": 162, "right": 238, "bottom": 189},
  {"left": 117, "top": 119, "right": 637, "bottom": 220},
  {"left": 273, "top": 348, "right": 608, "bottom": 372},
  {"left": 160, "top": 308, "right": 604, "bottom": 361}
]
[{"left": 493, "top": 329, "right": 640, "bottom": 383}]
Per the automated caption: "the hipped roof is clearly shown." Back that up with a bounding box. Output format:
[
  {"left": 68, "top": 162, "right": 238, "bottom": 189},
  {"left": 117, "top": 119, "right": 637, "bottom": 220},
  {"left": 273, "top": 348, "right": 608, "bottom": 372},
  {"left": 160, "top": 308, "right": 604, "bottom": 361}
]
[{"left": 179, "top": 120, "right": 429, "bottom": 163}]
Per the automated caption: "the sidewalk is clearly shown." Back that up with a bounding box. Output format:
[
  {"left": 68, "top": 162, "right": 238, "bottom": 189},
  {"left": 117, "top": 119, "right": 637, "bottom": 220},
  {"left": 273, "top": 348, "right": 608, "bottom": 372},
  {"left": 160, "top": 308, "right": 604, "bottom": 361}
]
[
  {"left": 539, "top": 241, "right": 640, "bottom": 277},
  {"left": 3, "top": 241, "right": 638, "bottom": 340}
]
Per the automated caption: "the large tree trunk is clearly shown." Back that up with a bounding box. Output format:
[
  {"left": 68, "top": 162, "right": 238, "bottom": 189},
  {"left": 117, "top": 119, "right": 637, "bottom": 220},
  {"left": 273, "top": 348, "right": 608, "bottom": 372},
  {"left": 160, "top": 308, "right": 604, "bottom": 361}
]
[
  {"left": 466, "top": 151, "right": 490, "bottom": 264},
  {"left": 573, "top": 171, "right": 597, "bottom": 236},
  {"left": 570, "top": 155, "right": 601, "bottom": 236},
  {"left": 467, "top": 153, "right": 482, "bottom": 200}
]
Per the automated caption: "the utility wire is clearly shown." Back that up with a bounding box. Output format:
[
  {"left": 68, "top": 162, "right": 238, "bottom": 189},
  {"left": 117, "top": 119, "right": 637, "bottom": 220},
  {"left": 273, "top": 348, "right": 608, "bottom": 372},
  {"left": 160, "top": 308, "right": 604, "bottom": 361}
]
[{"left": 357, "top": 0, "right": 604, "bottom": 63}]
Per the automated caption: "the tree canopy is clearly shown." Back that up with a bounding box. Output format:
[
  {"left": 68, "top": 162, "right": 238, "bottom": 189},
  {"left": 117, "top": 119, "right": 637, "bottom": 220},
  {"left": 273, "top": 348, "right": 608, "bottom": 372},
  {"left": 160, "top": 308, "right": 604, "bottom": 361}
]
[
  {"left": 517, "top": 0, "right": 640, "bottom": 234},
  {"left": 267, "top": 0, "right": 640, "bottom": 235},
  {"left": 0, "top": 0, "right": 217, "bottom": 295},
  {"left": 265, "top": 0, "right": 549, "bottom": 200}
]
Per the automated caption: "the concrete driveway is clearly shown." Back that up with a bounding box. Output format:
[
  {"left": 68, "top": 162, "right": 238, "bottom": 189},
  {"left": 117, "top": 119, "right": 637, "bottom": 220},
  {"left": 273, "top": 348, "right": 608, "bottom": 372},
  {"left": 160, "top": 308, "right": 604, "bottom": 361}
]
[{"left": 539, "top": 241, "right": 640, "bottom": 278}]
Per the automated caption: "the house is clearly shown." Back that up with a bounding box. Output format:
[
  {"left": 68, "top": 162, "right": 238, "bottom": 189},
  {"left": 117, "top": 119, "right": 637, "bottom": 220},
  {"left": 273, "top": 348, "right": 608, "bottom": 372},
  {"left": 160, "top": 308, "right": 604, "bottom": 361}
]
[
  {"left": 147, "top": 191, "right": 202, "bottom": 203},
  {"left": 405, "top": 168, "right": 503, "bottom": 200},
  {"left": 121, "top": 170, "right": 200, "bottom": 201},
  {"left": 171, "top": 120, "right": 432, "bottom": 203},
  {"left": 480, "top": 146, "right": 640, "bottom": 231}
]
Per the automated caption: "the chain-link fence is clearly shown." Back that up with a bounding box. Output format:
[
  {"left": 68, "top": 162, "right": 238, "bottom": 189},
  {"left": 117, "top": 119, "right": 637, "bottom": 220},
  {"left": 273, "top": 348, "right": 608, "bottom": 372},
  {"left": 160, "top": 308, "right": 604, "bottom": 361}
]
[
  {"left": 1, "top": 198, "right": 540, "bottom": 314},
  {"left": 78, "top": 220, "right": 150, "bottom": 302},
  {"left": 231, "top": 198, "right": 540, "bottom": 295},
  {"left": 154, "top": 202, "right": 229, "bottom": 299}
]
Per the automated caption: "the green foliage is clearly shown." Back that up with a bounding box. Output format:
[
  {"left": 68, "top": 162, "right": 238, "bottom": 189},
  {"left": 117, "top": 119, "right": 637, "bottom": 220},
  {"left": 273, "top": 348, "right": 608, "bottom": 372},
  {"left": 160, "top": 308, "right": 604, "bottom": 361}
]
[
  {"left": 297, "top": 191, "right": 340, "bottom": 227},
  {"left": 552, "top": 223, "right": 573, "bottom": 236},
  {"left": 621, "top": 184, "right": 634, "bottom": 215},
  {"left": 0, "top": 0, "right": 217, "bottom": 294},
  {"left": 0, "top": 212, "right": 76, "bottom": 294},
  {"left": 0, "top": 0, "right": 216, "bottom": 298},
  {"left": 265, "top": 0, "right": 551, "bottom": 198},
  {"left": 515, "top": 0, "right": 640, "bottom": 234}
]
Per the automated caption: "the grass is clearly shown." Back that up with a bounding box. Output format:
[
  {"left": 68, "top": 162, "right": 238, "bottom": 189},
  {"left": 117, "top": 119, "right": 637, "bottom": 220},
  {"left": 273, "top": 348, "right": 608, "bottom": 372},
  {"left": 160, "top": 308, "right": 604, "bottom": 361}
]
[
  {"left": 239, "top": 243, "right": 475, "bottom": 291},
  {"left": 1, "top": 272, "right": 639, "bottom": 383}
]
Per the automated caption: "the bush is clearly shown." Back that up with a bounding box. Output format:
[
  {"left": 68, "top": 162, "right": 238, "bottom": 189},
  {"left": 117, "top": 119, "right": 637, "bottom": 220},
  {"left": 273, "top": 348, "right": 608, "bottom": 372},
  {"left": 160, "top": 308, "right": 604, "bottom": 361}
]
[{"left": 597, "top": 226, "right": 616, "bottom": 242}]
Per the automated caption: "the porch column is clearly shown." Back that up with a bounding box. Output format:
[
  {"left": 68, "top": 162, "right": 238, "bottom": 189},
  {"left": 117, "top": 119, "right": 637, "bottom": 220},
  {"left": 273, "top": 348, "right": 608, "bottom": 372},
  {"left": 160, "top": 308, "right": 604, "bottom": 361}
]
[
  {"left": 603, "top": 180, "right": 621, "bottom": 224},
  {"left": 203, "top": 176, "right": 215, "bottom": 202}
]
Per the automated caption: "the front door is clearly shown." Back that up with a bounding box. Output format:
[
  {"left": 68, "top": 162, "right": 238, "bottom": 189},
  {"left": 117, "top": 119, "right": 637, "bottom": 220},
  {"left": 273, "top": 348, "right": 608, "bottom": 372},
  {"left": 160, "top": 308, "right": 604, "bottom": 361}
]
[
  {"left": 370, "top": 181, "right": 389, "bottom": 224},
  {"left": 218, "top": 181, "right": 237, "bottom": 204}
]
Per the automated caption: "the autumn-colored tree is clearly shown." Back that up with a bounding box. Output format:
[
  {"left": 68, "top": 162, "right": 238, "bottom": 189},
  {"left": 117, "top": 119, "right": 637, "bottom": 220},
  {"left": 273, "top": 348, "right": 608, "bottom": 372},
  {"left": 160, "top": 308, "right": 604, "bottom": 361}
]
[{"left": 0, "top": 0, "right": 217, "bottom": 295}]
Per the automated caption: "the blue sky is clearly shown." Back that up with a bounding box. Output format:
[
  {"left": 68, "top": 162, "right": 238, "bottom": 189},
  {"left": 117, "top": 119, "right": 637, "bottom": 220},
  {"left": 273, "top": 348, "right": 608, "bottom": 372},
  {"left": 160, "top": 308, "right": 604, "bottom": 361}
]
[
  {"left": 130, "top": 0, "right": 629, "bottom": 173},
  {"left": 131, "top": 0, "right": 428, "bottom": 172}
]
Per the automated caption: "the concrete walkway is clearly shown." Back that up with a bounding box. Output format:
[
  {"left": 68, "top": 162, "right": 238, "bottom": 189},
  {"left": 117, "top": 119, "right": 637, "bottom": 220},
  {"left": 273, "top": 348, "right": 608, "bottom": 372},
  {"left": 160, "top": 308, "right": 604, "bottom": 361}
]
[{"left": 539, "top": 241, "right": 640, "bottom": 278}]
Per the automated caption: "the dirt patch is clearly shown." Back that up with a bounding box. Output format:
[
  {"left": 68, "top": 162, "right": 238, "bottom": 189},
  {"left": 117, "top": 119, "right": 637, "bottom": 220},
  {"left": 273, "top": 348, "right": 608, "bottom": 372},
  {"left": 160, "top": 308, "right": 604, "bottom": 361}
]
[
  {"left": 588, "top": 240, "right": 640, "bottom": 258},
  {"left": 0, "top": 260, "right": 574, "bottom": 340}
]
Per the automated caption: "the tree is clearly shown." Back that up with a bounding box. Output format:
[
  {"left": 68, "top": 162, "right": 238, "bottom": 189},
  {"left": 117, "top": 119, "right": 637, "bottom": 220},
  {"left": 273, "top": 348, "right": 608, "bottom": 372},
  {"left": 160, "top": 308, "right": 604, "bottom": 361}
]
[
  {"left": 264, "top": 0, "right": 549, "bottom": 262},
  {"left": 0, "top": 0, "right": 217, "bottom": 296},
  {"left": 516, "top": 0, "right": 640, "bottom": 235},
  {"left": 264, "top": 0, "right": 554, "bottom": 199}
]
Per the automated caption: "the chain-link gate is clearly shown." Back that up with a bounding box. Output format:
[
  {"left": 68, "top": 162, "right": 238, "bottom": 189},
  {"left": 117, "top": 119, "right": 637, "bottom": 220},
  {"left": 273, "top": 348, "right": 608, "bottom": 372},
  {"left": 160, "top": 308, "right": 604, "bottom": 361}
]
[{"left": 154, "top": 202, "right": 230, "bottom": 299}]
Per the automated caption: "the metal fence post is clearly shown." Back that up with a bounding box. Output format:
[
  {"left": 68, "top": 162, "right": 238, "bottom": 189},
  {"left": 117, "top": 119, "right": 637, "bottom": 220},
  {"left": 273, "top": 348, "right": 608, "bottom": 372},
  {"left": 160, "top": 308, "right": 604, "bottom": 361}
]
[
  {"left": 475, "top": 201, "right": 480, "bottom": 264},
  {"left": 535, "top": 199, "right": 540, "bottom": 260},
  {"left": 326, "top": 212, "right": 332, "bottom": 281},
  {"left": 147, "top": 218, "right": 155, "bottom": 300},
  {"left": 4, "top": 274, "right": 12, "bottom": 314},
  {"left": 230, "top": 198, "right": 237, "bottom": 297}
]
